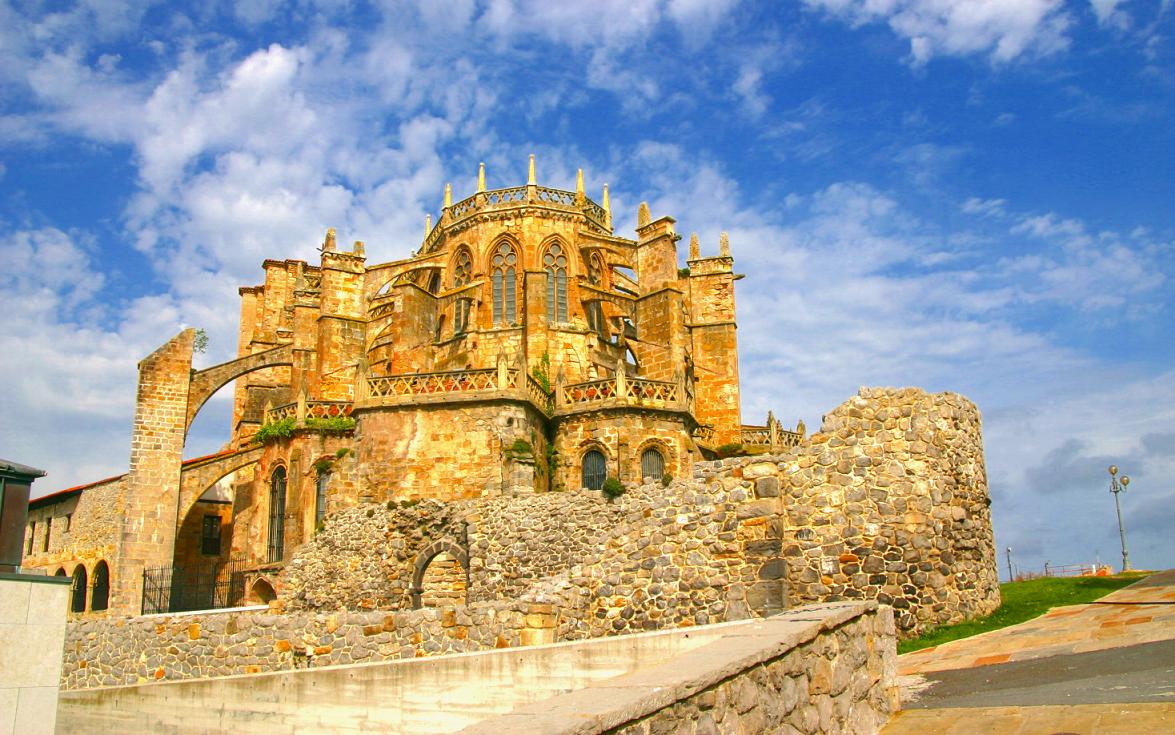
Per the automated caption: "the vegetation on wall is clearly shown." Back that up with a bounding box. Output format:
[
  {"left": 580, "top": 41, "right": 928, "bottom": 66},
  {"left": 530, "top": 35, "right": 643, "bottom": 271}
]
[
  {"left": 193, "top": 328, "right": 209, "bottom": 354},
  {"left": 602, "top": 476, "right": 626, "bottom": 500},
  {"left": 254, "top": 417, "right": 297, "bottom": 444},
  {"left": 253, "top": 416, "right": 356, "bottom": 444},
  {"left": 531, "top": 352, "right": 552, "bottom": 393}
]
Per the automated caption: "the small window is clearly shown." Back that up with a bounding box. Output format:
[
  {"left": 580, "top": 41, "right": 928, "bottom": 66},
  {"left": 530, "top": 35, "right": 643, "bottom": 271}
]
[
  {"left": 582, "top": 449, "right": 607, "bottom": 491},
  {"left": 315, "top": 472, "right": 330, "bottom": 531},
  {"left": 201, "top": 514, "right": 222, "bottom": 556},
  {"left": 64, "top": 514, "right": 73, "bottom": 532},
  {"left": 641, "top": 448, "right": 665, "bottom": 482},
  {"left": 26, "top": 522, "right": 35, "bottom": 554},
  {"left": 42, "top": 517, "right": 51, "bottom": 552}
]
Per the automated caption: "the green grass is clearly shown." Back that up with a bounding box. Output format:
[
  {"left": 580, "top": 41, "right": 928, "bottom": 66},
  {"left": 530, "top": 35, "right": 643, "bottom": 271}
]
[{"left": 898, "top": 572, "right": 1149, "bottom": 654}]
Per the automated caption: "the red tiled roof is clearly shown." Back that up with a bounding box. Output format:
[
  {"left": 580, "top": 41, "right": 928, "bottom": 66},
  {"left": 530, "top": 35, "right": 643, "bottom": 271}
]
[{"left": 28, "top": 448, "right": 240, "bottom": 507}]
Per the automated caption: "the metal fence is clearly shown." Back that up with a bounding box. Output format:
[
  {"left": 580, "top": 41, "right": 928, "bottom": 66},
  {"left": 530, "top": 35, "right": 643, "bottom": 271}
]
[{"left": 141, "top": 554, "right": 249, "bottom": 615}]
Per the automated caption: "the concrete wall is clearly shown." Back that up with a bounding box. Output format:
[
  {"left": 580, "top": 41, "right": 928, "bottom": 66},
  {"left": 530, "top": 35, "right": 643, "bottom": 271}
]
[
  {"left": 0, "top": 573, "right": 70, "bottom": 735},
  {"left": 57, "top": 601, "right": 894, "bottom": 735}
]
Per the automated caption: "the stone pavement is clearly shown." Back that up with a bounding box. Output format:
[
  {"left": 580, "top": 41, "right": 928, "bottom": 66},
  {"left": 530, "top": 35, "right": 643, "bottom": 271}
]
[{"left": 882, "top": 570, "right": 1175, "bottom": 734}]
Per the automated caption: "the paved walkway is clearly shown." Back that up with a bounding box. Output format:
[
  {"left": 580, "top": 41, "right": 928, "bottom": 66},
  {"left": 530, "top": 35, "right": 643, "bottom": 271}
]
[{"left": 882, "top": 570, "right": 1175, "bottom": 734}]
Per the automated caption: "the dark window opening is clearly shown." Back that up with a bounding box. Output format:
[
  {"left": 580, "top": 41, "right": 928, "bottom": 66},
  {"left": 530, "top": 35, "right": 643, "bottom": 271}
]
[
  {"left": 267, "top": 467, "right": 287, "bottom": 563},
  {"left": 91, "top": 561, "right": 110, "bottom": 612},
  {"left": 315, "top": 472, "right": 330, "bottom": 532},
  {"left": 42, "top": 517, "right": 51, "bottom": 552},
  {"left": 26, "top": 522, "right": 34, "bottom": 554},
  {"left": 70, "top": 565, "right": 88, "bottom": 613},
  {"left": 201, "top": 515, "right": 222, "bottom": 556},
  {"left": 582, "top": 449, "right": 607, "bottom": 491},
  {"left": 641, "top": 448, "right": 666, "bottom": 481}
]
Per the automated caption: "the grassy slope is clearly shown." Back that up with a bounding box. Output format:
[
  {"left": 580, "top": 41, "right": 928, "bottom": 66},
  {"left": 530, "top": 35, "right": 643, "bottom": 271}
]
[{"left": 898, "top": 572, "right": 1149, "bottom": 654}]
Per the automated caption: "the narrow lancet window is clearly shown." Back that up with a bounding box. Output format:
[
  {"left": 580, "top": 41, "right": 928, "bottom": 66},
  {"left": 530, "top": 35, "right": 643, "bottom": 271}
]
[
  {"left": 544, "top": 242, "right": 568, "bottom": 323},
  {"left": 491, "top": 242, "right": 517, "bottom": 326}
]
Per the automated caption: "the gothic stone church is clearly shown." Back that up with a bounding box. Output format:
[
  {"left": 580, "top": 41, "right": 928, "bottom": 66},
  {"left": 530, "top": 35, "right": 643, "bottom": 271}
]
[{"left": 22, "top": 158, "right": 802, "bottom": 615}]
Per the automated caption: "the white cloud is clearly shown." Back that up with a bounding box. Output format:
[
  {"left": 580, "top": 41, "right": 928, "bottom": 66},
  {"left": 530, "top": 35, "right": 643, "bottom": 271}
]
[
  {"left": 1089, "top": 0, "right": 1130, "bottom": 30},
  {"left": 804, "top": 0, "right": 1072, "bottom": 66}
]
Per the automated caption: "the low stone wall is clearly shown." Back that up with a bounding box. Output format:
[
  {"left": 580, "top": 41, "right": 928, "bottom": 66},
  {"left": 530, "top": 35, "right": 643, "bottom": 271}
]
[
  {"left": 465, "top": 601, "right": 897, "bottom": 735},
  {"left": 58, "top": 601, "right": 895, "bottom": 735},
  {"left": 61, "top": 600, "right": 551, "bottom": 690}
]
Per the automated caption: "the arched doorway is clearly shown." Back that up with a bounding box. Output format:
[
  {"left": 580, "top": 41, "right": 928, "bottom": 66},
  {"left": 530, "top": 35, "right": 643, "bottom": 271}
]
[
  {"left": 418, "top": 552, "right": 467, "bottom": 608},
  {"left": 91, "top": 561, "right": 110, "bottom": 612},
  {"left": 249, "top": 578, "right": 276, "bottom": 605},
  {"left": 70, "top": 565, "right": 88, "bottom": 613}
]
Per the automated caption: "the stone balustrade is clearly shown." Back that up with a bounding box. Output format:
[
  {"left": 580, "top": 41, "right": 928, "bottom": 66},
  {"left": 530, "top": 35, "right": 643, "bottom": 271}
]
[
  {"left": 264, "top": 400, "right": 354, "bottom": 424},
  {"left": 426, "top": 185, "right": 610, "bottom": 250}
]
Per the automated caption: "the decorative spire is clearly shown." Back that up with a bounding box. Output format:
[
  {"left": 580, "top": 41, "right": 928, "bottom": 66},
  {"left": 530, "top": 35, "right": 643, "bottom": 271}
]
[
  {"left": 477, "top": 162, "right": 486, "bottom": 193},
  {"left": 719, "top": 231, "right": 730, "bottom": 256},
  {"left": 527, "top": 153, "right": 536, "bottom": 185},
  {"left": 689, "top": 233, "right": 700, "bottom": 259},
  {"left": 443, "top": 183, "right": 452, "bottom": 209},
  {"left": 637, "top": 201, "right": 650, "bottom": 227},
  {"left": 575, "top": 168, "right": 584, "bottom": 197},
  {"left": 424, "top": 214, "right": 432, "bottom": 239},
  {"left": 602, "top": 184, "right": 612, "bottom": 228},
  {"left": 353, "top": 240, "right": 365, "bottom": 257},
  {"left": 324, "top": 227, "right": 337, "bottom": 252}
]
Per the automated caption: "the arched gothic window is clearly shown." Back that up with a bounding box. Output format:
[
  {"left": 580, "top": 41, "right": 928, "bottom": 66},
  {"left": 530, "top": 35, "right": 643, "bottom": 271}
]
[
  {"left": 267, "top": 467, "right": 287, "bottom": 563},
  {"left": 544, "top": 242, "right": 568, "bottom": 323},
  {"left": 641, "top": 447, "right": 666, "bottom": 482},
  {"left": 452, "top": 249, "right": 473, "bottom": 334},
  {"left": 491, "top": 242, "right": 518, "bottom": 326},
  {"left": 582, "top": 449, "right": 607, "bottom": 490},
  {"left": 585, "top": 253, "right": 605, "bottom": 336}
]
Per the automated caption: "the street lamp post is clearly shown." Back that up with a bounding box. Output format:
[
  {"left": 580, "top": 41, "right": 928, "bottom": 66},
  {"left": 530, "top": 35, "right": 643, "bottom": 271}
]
[
  {"left": 1108, "top": 465, "right": 1132, "bottom": 572},
  {"left": 1005, "top": 546, "right": 1014, "bottom": 582}
]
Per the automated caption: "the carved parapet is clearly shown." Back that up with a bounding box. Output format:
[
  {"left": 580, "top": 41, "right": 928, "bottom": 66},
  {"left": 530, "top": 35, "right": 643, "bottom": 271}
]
[{"left": 358, "top": 367, "right": 553, "bottom": 416}]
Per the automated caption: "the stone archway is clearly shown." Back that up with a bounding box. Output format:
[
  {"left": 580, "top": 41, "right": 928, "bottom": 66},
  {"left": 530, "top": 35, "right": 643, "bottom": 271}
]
[{"left": 411, "top": 540, "right": 469, "bottom": 609}]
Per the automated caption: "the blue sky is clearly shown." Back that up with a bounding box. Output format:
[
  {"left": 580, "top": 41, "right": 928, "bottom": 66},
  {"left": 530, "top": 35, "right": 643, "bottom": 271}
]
[{"left": 2, "top": 0, "right": 1172, "bottom": 576}]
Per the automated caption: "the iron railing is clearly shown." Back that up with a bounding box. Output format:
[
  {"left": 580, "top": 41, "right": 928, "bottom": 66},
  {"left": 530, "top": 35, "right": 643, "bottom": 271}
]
[{"left": 141, "top": 554, "right": 249, "bottom": 615}]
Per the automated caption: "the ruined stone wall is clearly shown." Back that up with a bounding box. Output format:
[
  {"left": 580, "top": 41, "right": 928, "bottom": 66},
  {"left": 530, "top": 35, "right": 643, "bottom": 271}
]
[
  {"left": 701, "top": 387, "right": 1000, "bottom": 634},
  {"left": 281, "top": 387, "right": 997, "bottom": 637},
  {"left": 23, "top": 478, "right": 123, "bottom": 579},
  {"left": 60, "top": 601, "right": 541, "bottom": 690}
]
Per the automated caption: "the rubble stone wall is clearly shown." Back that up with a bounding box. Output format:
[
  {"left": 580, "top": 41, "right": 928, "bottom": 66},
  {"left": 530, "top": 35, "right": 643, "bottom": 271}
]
[{"left": 60, "top": 600, "right": 540, "bottom": 690}]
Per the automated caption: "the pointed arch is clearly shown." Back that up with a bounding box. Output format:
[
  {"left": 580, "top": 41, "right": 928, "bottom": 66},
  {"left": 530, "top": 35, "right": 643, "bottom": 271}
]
[
  {"left": 451, "top": 246, "right": 474, "bottom": 334},
  {"left": 543, "top": 240, "right": 569, "bottom": 324},
  {"left": 489, "top": 239, "right": 519, "bottom": 326},
  {"left": 267, "top": 465, "right": 287, "bottom": 563}
]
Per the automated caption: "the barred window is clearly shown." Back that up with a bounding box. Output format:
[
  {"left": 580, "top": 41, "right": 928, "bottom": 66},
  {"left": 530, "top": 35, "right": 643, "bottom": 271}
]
[
  {"left": 453, "top": 249, "right": 473, "bottom": 334},
  {"left": 641, "top": 447, "right": 665, "bottom": 482},
  {"left": 544, "top": 243, "right": 568, "bottom": 323},
  {"left": 491, "top": 242, "right": 518, "bottom": 326},
  {"left": 315, "top": 472, "right": 330, "bottom": 532},
  {"left": 267, "top": 467, "right": 287, "bottom": 563},
  {"left": 582, "top": 449, "right": 607, "bottom": 490}
]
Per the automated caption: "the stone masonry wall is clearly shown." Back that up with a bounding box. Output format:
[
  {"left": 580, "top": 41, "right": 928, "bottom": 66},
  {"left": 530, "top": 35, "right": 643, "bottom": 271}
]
[
  {"left": 60, "top": 601, "right": 540, "bottom": 690},
  {"left": 693, "top": 387, "right": 1000, "bottom": 634},
  {"left": 608, "top": 605, "right": 897, "bottom": 735}
]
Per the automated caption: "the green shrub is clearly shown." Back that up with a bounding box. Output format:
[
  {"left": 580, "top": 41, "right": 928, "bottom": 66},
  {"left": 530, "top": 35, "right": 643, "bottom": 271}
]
[
  {"left": 504, "top": 438, "right": 533, "bottom": 459},
  {"left": 254, "top": 417, "right": 296, "bottom": 444},
  {"left": 602, "top": 476, "right": 625, "bottom": 500},
  {"left": 305, "top": 416, "right": 356, "bottom": 433},
  {"left": 660, "top": 473, "right": 673, "bottom": 487}
]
